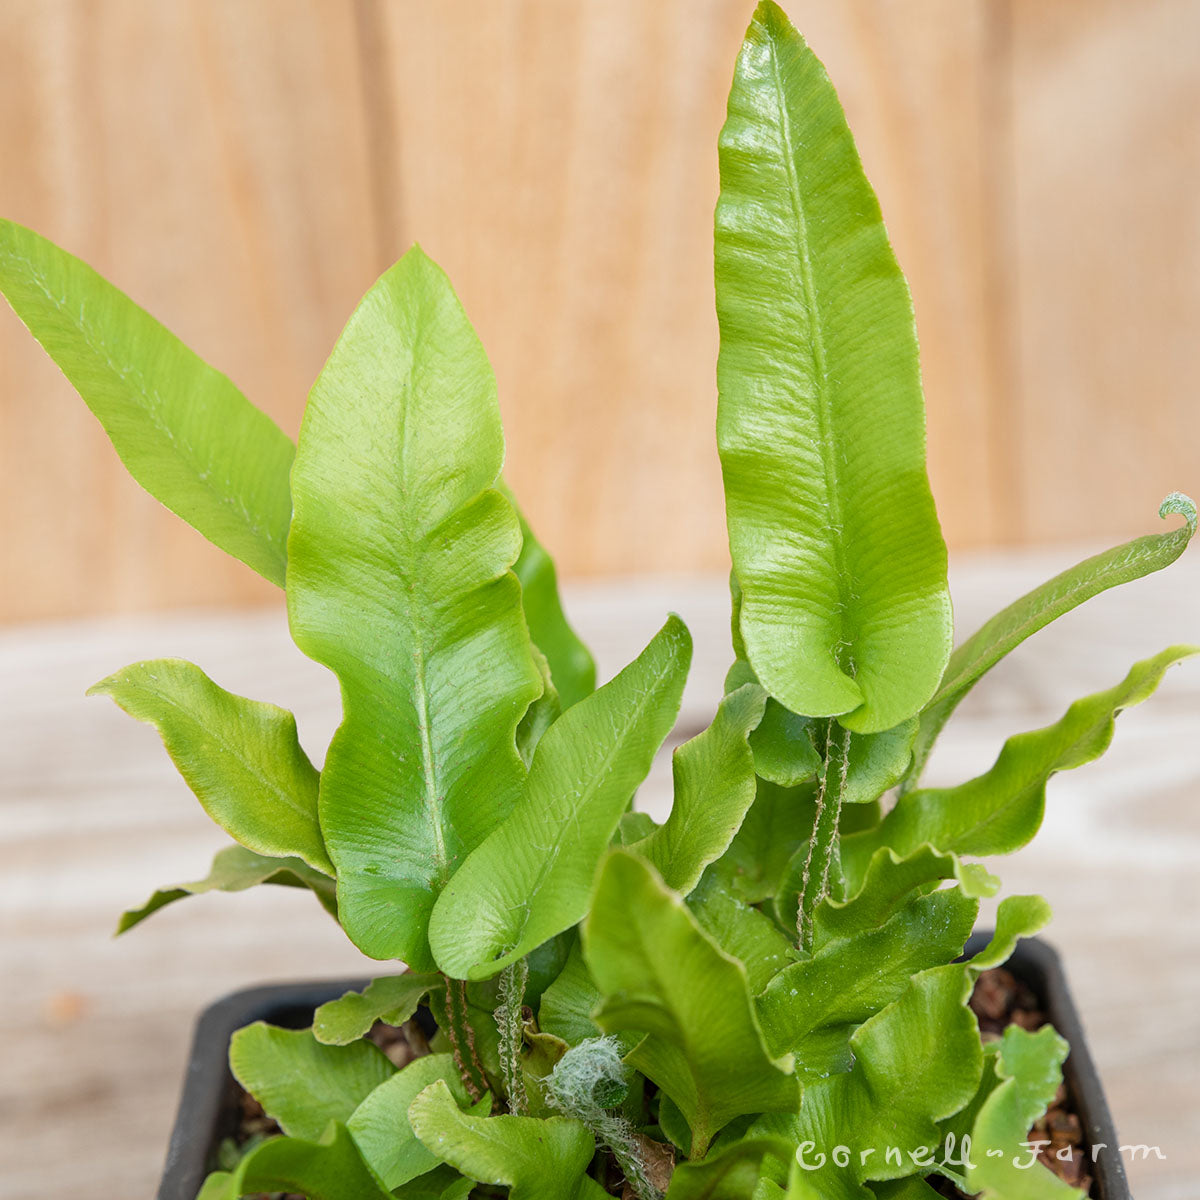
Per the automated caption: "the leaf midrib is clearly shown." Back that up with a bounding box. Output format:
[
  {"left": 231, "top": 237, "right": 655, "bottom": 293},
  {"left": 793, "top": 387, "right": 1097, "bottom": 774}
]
[
  {"left": 133, "top": 679, "right": 319, "bottom": 837},
  {"left": 933, "top": 535, "right": 1182, "bottom": 708},
  {"left": 500, "top": 649, "right": 681, "bottom": 956},
  {"left": 5, "top": 247, "right": 288, "bottom": 565},
  {"left": 765, "top": 37, "right": 851, "bottom": 651}
]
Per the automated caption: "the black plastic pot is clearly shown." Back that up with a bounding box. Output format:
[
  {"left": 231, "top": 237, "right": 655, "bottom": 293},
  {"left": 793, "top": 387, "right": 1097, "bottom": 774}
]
[{"left": 156, "top": 937, "right": 1130, "bottom": 1200}]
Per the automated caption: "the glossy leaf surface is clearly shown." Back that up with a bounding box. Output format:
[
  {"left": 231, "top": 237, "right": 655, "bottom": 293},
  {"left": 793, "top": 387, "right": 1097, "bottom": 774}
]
[
  {"left": 313, "top": 973, "right": 442, "bottom": 1045},
  {"left": 758, "top": 887, "right": 977, "bottom": 1079},
  {"left": 585, "top": 851, "right": 798, "bottom": 1157},
  {"left": 716, "top": 2, "right": 950, "bottom": 732},
  {"left": 429, "top": 617, "right": 691, "bottom": 980},
  {"left": 753, "top": 966, "right": 981, "bottom": 1199},
  {"left": 907, "top": 493, "right": 1197, "bottom": 787},
  {"left": 117, "top": 842, "right": 335, "bottom": 933},
  {"left": 229, "top": 1023, "right": 394, "bottom": 1141},
  {"left": 347, "top": 1054, "right": 490, "bottom": 1189},
  {"left": 90, "top": 659, "right": 330, "bottom": 873},
  {"left": 965, "top": 1027, "right": 1083, "bottom": 1199},
  {"left": 196, "top": 1123, "right": 393, "bottom": 1200},
  {"left": 286, "top": 247, "right": 542, "bottom": 965},
  {"left": 408, "top": 1080, "right": 605, "bottom": 1200},
  {"left": 633, "top": 682, "right": 767, "bottom": 893},
  {"left": 845, "top": 645, "right": 1198, "bottom": 877},
  {"left": 0, "top": 219, "right": 294, "bottom": 584}
]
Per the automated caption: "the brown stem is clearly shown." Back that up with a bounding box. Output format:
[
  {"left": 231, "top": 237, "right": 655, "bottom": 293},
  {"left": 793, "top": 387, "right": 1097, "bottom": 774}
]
[{"left": 440, "top": 973, "right": 488, "bottom": 1102}]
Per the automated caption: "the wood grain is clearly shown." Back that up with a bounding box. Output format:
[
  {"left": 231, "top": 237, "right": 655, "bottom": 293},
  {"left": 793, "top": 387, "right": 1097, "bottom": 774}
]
[
  {"left": 0, "top": 0, "right": 379, "bottom": 620},
  {"left": 0, "top": 1, "right": 1197, "bottom": 620},
  {"left": 1010, "top": 0, "right": 1200, "bottom": 541}
]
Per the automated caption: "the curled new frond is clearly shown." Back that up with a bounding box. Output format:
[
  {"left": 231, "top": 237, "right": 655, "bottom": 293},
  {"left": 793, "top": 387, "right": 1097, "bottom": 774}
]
[
  {"left": 545, "top": 1037, "right": 662, "bottom": 1200},
  {"left": 1159, "top": 490, "right": 1197, "bottom": 535}
]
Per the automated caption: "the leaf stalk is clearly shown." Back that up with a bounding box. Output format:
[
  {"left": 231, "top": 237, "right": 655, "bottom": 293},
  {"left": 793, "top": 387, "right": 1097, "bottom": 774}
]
[{"left": 797, "top": 718, "right": 851, "bottom": 952}]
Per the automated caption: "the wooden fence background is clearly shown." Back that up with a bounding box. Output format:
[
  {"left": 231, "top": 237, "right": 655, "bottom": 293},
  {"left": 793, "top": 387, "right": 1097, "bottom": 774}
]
[{"left": 2, "top": 0, "right": 1198, "bottom": 622}]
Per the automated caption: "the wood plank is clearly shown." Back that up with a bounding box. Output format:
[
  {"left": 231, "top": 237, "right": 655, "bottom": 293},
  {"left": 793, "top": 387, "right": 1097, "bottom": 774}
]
[
  {"left": 0, "top": 0, "right": 380, "bottom": 622},
  {"left": 359, "top": 0, "right": 1000, "bottom": 576},
  {"left": 1010, "top": 0, "right": 1200, "bottom": 542}
]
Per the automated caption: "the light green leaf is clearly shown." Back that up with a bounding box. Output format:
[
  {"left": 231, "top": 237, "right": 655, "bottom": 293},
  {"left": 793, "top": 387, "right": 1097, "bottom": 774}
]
[
  {"left": 730, "top": 655, "right": 915, "bottom": 802},
  {"left": 229, "top": 1023, "right": 394, "bottom": 1141},
  {"left": 754, "top": 966, "right": 982, "bottom": 1200},
  {"left": 965, "top": 1027, "right": 1084, "bottom": 1199},
  {"left": 539, "top": 942, "right": 604, "bottom": 1047},
  {"left": 585, "top": 851, "right": 799, "bottom": 1157},
  {"left": 706, "top": 778, "right": 816, "bottom": 905},
  {"left": 907, "top": 493, "right": 1197, "bottom": 789},
  {"left": 408, "top": 1079, "right": 604, "bottom": 1200},
  {"left": 286, "top": 246, "right": 543, "bottom": 966},
  {"left": 89, "top": 659, "right": 330, "bottom": 873},
  {"left": 632, "top": 683, "right": 767, "bottom": 893},
  {"left": 618, "top": 810, "right": 661, "bottom": 844},
  {"left": 429, "top": 616, "right": 692, "bottom": 980},
  {"left": 967, "top": 895, "right": 1052, "bottom": 975},
  {"left": 347, "top": 1054, "right": 490, "bottom": 1189},
  {"left": 821, "top": 846, "right": 997, "bottom": 943},
  {"left": 665, "top": 1136, "right": 792, "bottom": 1200},
  {"left": 0, "top": 219, "right": 293, "bottom": 585},
  {"left": 504, "top": 483, "right": 596, "bottom": 709},
  {"left": 117, "top": 842, "right": 335, "bottom": 934},
  {"left": 313, "top": 973, "right": 442, "bottom": 1045},
  {"left": 517, "top": 646, "right": 562, "bottom": 767},
  {"left": 866, "top": 1180, "right": 944, "bottom": 1200},
  {"left": 195, "top": 1122, "right": 393, "bottom": 1200},
  {"left": 716, "top": 2, "right": 950, "bottom": 733},
  {"left": 727, "top": 659, "right": 822, "bottom": 789},
  {"left": 840, "top": 719, "right": 918, "bottom": 804},
  {"left": 393, "top": 1167, "right": 476, "bottom": 1199},
  {"left": 846, "top": 645, "right": 1199, "bottom": 872},
  {"left": 687, "top": 873, "right": 794, "bottom": 995},
  {"left": 757, "top": 887, "right": 977, "bottom": 1079}
]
